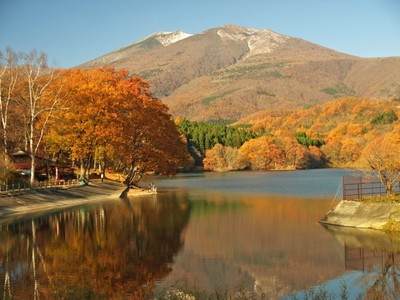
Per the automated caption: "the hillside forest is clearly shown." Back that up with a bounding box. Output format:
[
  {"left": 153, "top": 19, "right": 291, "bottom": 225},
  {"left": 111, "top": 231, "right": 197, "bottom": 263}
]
[
  {"left": 187, "top": 97, "right": 400, "bottom": 172},
  {"left": 1, "top": 48, "right": 400, "bottom": 185}
]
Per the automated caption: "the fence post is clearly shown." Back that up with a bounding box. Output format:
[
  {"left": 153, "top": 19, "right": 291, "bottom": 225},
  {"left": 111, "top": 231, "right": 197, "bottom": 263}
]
[
  {"left": 372, "top": 182, "right": 374, "bottom": 197},
  {"left": 342, "top": 177, "right": 345, "bottom": 200}
]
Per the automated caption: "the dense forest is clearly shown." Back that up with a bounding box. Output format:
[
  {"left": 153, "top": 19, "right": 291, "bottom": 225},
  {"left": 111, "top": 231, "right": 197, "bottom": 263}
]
[
  {"left": 176, "top": 119, "right": 325, "bottom": 172},
  {"left": 177, "top": 119, "right": 264, "bottom": 154},
  {"left": 178, "top": 97, "right": 400, "bottom": 173}
]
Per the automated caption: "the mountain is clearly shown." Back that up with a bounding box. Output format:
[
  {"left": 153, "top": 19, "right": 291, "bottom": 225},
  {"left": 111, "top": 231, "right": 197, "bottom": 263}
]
[{"left": 79, "top": 24, "right": 400, "bottom": 121}]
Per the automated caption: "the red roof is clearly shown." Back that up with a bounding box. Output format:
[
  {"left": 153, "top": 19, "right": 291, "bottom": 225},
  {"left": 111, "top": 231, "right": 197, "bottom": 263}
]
[{"left": 12, "top": 162, "right": 32, "bottom": 170}]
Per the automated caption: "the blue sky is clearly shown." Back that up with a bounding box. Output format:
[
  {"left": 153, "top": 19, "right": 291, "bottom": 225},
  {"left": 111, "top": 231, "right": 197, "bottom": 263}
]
[{"left": 1, "top": 0, "right": 399, "bottom": 68}]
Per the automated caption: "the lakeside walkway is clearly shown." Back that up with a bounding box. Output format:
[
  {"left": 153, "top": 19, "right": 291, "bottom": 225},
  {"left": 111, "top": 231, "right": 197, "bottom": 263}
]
[{"left": 0, "top": 180, "right": 125, "bottom": 223}]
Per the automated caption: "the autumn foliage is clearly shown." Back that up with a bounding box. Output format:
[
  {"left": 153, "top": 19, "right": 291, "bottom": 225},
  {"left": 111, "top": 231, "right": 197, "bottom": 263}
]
[
  {"left": 202, "top": 97, "right": 399, "bottom": 172},
  {"left": 0, "top": 197, "right": 190, "bottom": 299},
  {"left": 2, "top": 48, "right": 400, "bottom": 179},
  {"left": 360, "top": 134, "right": 400, "bottom": 195},
  {"left": 1, "top": 55, "right": 191, "bottom": 184},
  {"left": 203, "top": 143, "right": 248, "bottom": 172},
  {"left": 45, "top": 68, "right": 191, "bottom": 183}
]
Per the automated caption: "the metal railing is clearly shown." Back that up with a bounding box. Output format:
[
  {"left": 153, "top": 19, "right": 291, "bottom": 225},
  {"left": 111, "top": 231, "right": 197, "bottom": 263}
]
[
  {"left": 0, "top": 179, "right": 81, "bottom": 194},
  {"left": 342, "top": 176, "right": 400, "bottom": 200}
]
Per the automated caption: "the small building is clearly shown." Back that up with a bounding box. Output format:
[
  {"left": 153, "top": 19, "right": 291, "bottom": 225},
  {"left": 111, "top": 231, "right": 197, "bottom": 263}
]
[{"left": 10, "top": 150, "right": 46, "bottom": 177}]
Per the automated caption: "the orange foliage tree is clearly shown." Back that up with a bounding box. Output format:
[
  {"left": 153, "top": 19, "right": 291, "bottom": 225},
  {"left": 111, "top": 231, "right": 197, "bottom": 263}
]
[
  {"left": 203, "top": 143, "right": 248, "bottom": 172},
  {"left": 240, "top": 136, "right": 285, "bottom": 170},
  {"left": 46, "top": 68, "right": 191, "bottom": 185},
  {"left": 361, "top": 135, "right": 400, "bottom": 196},
  {"left": 250, "top": 97, "right": 399, "bottom": 168},
  {"left": 280, "top": 136, "right": 311, "bottom": 169}
]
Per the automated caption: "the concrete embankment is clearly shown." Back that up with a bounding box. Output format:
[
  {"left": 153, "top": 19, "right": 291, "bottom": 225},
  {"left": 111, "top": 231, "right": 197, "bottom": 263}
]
[
  {"left": 0, "top": 180, "right": 126, "bottom": 223},
  {"left": 320, "top": 200, "right": 400, "bottom": 230}
]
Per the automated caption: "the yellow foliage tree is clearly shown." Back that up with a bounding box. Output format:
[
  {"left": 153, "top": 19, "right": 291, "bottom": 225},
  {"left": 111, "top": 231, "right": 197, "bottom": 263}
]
[
  {"left": 240, "top": 136, "right": 285, "bottom": 170},
  {"left": 361, "top": 136, "right": 400, "bottom": 196},
  {"left": 203, "top": 143, "right": 248, "bottom": 172}
]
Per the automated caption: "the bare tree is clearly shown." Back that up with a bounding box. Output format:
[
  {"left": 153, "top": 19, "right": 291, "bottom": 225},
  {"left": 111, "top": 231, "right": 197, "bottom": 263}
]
[
  {"left": 21, "top": 50, "right": 63, "bottom": 185},
  {"left": 361, "top": 136, "right": 400, "bottom": 196},
  {"left": 0, "top": 47, "right": 19, "bottom": 161}
]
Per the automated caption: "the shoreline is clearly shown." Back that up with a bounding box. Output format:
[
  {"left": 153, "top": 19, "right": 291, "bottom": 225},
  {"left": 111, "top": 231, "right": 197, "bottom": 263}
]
[{"left": 0, "top": 180, "right": 126, "bottom": 223}]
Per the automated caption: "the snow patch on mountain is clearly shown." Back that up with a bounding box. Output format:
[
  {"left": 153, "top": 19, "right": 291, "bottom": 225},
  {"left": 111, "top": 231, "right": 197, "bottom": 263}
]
[
  {"left": 247, "top": 30, "right": 290, "bottom": 56},
  {"left": 217, "top": 26, "right": 258, "bottom": 41},
  {"left": 217, "top": 26, "right": 290, "bottom": 58},
  {"left": 155, "top": 31, "right": 192, "bottom": 46}
]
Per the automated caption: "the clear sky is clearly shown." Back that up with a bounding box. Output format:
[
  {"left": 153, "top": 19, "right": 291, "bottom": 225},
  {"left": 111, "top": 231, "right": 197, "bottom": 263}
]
[{"left": 1, "top": 0, "right": 399, "bottom": 68}]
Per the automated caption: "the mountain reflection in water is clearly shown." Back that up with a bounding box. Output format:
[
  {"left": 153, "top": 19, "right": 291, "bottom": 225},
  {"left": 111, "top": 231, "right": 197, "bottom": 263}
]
[
  {"left": 155, "top": 191, "right": 343, "bottom": 299},
  {"left": 0, "top": 169, "right": 398, "bottom": 299}
]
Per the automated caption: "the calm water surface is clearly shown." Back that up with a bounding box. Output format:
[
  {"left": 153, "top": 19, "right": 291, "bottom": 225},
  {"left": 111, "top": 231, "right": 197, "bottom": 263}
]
[{"left": 1, "top": 169, "right": 399, "bottom": 299}]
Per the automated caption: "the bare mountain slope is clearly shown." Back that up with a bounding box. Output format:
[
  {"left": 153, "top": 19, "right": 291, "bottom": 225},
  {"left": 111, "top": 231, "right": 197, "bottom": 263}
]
[{"left": 80, "top": 24, "right": 400, "bottom": 121}]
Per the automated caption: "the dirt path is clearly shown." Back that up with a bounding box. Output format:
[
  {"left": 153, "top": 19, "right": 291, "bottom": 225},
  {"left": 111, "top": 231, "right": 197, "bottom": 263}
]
[{"left": 0, "top": 180, "right": 125, "bottom": 223}]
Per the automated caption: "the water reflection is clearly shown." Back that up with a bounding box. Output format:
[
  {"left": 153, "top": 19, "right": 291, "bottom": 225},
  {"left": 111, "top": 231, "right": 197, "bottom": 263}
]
[
  {"left": 156, "top": 190, "right": 344, "bottom": 299},
  {"left": 0, "top": 194, "right": 190, "bottom": 299},
  {"left": 155, "top": 168, "right": 352, "bottom": 197},
  {"left": 1, "top": 169, "right": 393, "bottom": 299},
  {"left": 327, "top": 225, "right": 400, "bottom": 299},
  {"left": 287, "top": 225, "right": 400, "bottom": 299}
]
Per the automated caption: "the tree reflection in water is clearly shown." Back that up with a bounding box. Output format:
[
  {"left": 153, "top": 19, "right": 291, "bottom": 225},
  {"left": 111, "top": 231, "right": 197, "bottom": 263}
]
[
  {"left": 359, "top": 249, "right": 400, "bottom": 299},
  {"left": 0, "top": 194, "right": 190, "bottom": 299},
  {"left": 292, "top": 225, "right": 400, "bottom": 299}
]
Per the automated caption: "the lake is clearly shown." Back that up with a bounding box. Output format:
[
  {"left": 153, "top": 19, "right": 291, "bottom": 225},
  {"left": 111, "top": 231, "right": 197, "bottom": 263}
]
[{"left": 1, "top": 169, "right": 399, "bottom": 299}]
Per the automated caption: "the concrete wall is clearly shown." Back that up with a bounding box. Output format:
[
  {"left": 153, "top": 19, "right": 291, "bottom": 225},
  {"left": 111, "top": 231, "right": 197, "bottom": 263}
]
[{"left": 320, "top": 200, "right": 400, "bottom": 230}]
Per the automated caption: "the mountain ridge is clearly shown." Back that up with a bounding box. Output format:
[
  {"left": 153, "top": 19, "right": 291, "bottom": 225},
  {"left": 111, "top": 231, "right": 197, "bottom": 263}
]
[{"left": 79, "top": 24, "right": 400, "bottom": 121}]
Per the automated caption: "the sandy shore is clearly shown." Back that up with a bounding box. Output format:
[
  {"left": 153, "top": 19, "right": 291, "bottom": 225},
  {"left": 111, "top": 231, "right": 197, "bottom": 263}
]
[{"left": 0, "top": 180, "right": 128, "bottom": 223}]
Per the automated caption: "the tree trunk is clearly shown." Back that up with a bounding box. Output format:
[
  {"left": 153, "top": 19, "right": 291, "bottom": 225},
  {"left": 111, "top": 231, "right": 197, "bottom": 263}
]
[
  {"left": 81, "top": 157, "right": 92, "bottom": 181},
  {"left": 385, "top": 182, "right": 393, "bottom": 196},
  {"left": 30, "top": 152, "right": 35, "bottom": 186},
  {"left": 120, "top": 165, "right": 143, "bottom": 198},
  {"left": 378, "top": 171, "right": 393, "bottom": 196},
  {"left": 2, "top": 130, "right": 9, "bottom": 166},
  {"left": 80, "top": 159, "right": 84, "bottom": 179},
  {"left": 2, "top": 129, "right": 7, "bottom": 156},
  {"left": 0, "top": 48, "right": 18, "bottom": 163},
  {"left": 29, "top": 128, "right": 35, "bottom": 185},
  {"left": 123, "top": 165, "right": 143, "bottom": 186}
]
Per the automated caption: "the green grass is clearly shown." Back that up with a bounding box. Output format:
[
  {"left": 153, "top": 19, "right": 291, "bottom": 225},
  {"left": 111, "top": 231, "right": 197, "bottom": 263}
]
[
  {"left": 322, "top": 84, "right": 355, "bottom": 97},
  {"left": 266, "top": 70, "right": 283, "bottom": 78},
  {"left": 202, "top": 89, "right": 240, "bottom": 106},
  {"left": 215, "top": 62, "right": 288, "bottom": 81},
  {"left": 140, "top": 68, "right": 162, "bottom": 79},
  {"left": 359, "top": 194, "right": 400, "bottom": 203},
  {"left": 256, "top": 90, "right": 276, "bottom": 97},
  {"left": 382, "top": 215, "right": 400, "bottom": 231}
]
